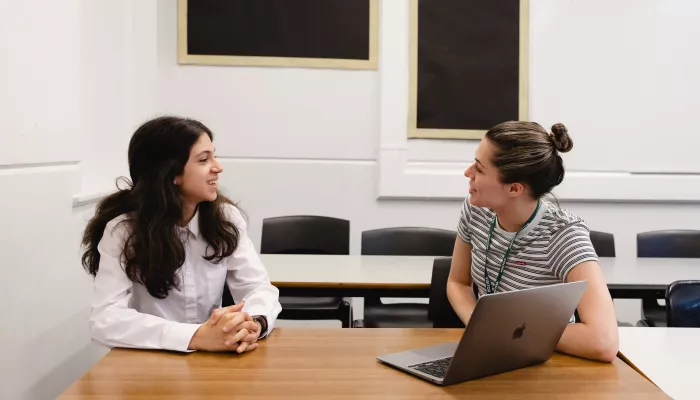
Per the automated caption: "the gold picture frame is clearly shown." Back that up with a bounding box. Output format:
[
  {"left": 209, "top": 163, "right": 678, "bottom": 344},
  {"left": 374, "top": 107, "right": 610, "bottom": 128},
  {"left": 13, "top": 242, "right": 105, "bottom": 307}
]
[
  {"left": 177, "top": 0, "right": 379, "bottom": 70},
  {"left": 408, "top": 0, "right": 530, "bottom": 140}
]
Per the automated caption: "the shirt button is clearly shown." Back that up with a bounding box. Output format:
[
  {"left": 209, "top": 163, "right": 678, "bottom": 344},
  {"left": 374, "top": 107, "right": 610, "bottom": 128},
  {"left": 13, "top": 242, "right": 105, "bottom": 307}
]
[{"left": 185, "top": 272, "right": 191, "bottom": 277}]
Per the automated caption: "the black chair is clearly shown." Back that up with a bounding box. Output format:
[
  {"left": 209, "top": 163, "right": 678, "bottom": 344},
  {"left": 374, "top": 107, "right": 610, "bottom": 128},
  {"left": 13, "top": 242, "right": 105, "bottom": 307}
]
[
  {"left": 355, "top": 227, "right": 457, "bottom": 328},
  {"left": 666, "top": 280, "right": 700, "bottom": 327},
  {"left": 360, "top": 227, "right": 457, "bottom": 256},
  {"left": 428, "top": 257, "right": 465, "bottom": 328},
  {"left": 224, "top": 215, "right": 353, "bottom": 328},
  {"left": 637, "top": 230, "right": 700, "bottom": 258},
  {"left": 590, "top": 230, "right": 616, "bottom": 257},
  {"left": 636, "top": 230, "right": 700, "bottom": 327},
  {"left": 261, "top": 216, "right": 351, "bottom": 255}
]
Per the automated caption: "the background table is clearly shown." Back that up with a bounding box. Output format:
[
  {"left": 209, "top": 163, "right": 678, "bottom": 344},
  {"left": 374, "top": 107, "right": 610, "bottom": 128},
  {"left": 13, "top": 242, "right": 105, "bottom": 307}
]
[
  {"left": 60, "top": 328, "right": 666, "bottom": 399},
  {"left": 263, "top": 254, "right": 700, "bottom": 299},
  {"left": 618, "top": 327, "right": 699, "bottom": 400}
]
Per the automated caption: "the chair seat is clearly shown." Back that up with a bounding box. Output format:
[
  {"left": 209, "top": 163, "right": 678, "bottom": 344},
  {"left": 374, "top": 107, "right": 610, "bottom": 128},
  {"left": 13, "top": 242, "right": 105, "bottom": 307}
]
[
  {"left": 280, "top": 296, "right": 344, "bottom": 311},
  {"left": 360, "top": 303, "right": 431, "bottom": 328},
  {"left": 278, "top": 296, "right": 353, "bottom": 327},
  {"left": 637, "top": 306, "right": 668, "bottom": 327}
]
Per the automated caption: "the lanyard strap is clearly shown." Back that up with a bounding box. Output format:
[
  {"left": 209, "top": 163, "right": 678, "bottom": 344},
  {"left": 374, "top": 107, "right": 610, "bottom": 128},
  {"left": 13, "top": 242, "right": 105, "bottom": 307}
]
[{"left": 484, "top": 201, "right": 540, "bottom": 295}]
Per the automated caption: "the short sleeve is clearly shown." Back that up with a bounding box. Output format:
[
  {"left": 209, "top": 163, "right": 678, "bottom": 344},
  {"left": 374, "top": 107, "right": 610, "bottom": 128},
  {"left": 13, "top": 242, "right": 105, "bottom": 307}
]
[
  {"left": 549, "top": 223, "right": 599, "bottom": 281},
  {"left": 457, "top": 197, "right": 472, "bottom": 243}
]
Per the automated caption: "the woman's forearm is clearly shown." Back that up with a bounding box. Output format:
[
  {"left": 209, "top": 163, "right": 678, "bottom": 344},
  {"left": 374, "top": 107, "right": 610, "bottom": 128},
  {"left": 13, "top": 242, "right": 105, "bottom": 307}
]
[
  {"left": 446, "top": 281, "right": 478, "bottom": 325},
  {"left": 557, "top": 322, "right": 619, "bottom": 362}
]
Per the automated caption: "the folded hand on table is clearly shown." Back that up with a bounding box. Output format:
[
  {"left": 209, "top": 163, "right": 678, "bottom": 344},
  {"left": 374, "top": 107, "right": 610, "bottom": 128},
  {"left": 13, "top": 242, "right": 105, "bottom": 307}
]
[{"left": 188, "top": 303, "right": 261, "bottom": 353}]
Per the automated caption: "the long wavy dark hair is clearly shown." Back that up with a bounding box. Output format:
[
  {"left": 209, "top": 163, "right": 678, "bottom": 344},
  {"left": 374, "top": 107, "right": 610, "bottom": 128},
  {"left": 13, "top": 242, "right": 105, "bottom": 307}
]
[{"left": 81, "top": 116, "right": 240, "bottom": 299}]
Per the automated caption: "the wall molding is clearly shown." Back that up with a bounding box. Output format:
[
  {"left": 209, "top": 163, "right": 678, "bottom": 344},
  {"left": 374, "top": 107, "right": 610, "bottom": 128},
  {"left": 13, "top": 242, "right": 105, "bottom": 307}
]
[
  {"left": 218, "top": 156, "right": 376, "bottom": 166},
  {"left": 72, "top": 191, "right": 110, "bottom": 208},
  {"left": 0, "top": 161, "right": 78, "bottom": 175},
  {"left": 72, "top": 157, "right": 379, "bottom": 208},
  {"left": 378, "top": 151, "right": 700, "bottom": 202}
]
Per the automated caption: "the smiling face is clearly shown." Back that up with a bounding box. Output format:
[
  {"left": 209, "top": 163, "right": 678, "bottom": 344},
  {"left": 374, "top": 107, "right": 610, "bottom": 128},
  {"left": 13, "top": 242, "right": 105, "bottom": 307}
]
[
  {"left": 175, "top": 133, "right": 223, "bottom": 205},
  {"left": 463, "top": 138, "right": 523, "bottom": 209}
]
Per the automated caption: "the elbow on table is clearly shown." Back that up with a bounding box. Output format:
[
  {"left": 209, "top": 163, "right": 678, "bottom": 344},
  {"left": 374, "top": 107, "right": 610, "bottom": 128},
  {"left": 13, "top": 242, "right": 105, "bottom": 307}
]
[
  {"left": 593, "top": 345, "right": 619, "bottom": 363},
  {"left": 89, "top": 310, "right": 114, "bottom": 348},
  {"left": 592, "top": 332, "right": 620, "bottom": 363}
]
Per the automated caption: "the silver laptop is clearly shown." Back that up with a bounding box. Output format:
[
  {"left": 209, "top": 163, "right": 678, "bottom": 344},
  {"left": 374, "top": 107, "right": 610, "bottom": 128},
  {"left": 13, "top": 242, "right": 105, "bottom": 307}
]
[{"left": 377, "top": 280, "right": 588, "bottom": 386}]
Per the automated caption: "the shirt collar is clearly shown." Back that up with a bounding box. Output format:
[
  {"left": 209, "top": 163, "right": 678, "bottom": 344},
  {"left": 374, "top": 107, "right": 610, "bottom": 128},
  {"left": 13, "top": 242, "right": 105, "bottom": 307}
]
[
  {"left": 494, "top": 200, "right": 548, "bottom": 239},
  {"left": 183, "top": 208, "right": 200, "bottom": 238}
]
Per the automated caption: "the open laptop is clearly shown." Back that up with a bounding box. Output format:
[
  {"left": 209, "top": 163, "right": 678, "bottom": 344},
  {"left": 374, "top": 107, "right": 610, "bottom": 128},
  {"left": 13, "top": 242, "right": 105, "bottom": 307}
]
[{"left": 377, "top": 280, "right": 588, "bottom": 386}]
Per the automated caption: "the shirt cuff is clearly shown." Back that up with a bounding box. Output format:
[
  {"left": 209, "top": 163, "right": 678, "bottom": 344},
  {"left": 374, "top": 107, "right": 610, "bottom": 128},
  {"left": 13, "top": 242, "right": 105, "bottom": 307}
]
[
  {"left": 258, "top": 319, "right": 272, "bottom": 339},
  {"left": 251, "top": 315, "right": 271, "bottom": 339},
  {"left": 161, "top": 322, "right": 202, "bottom": 352}
]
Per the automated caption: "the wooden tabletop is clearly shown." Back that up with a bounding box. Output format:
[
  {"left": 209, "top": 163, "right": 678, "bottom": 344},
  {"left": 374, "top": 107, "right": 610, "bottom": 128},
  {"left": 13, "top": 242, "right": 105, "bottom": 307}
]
[
  {"left": 60, "top": 328, "right": 667, "bottom": 399},
  {"left": 618, "top": 327, "right": 700, "bottom": 400},
  {"left": 262, "top": 254, "right": 700, "bottom": 290}
]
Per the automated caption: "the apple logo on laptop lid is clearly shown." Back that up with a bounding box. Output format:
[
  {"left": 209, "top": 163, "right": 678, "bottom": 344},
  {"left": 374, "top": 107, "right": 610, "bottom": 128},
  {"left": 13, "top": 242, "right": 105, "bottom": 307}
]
[{"left": 512, "top": 323, "right": 526, "bottom": 339}]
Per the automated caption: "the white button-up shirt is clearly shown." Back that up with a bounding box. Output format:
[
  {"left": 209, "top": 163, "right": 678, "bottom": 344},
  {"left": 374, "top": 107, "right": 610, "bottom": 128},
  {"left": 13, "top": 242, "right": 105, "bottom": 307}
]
[{"left": 89, "top": 204, "right": 281, "bottom": 352}]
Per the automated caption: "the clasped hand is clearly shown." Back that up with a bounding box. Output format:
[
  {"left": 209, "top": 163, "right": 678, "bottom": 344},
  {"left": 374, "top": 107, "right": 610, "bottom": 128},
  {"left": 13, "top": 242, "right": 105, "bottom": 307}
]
[{"left": 188, "top": 303, "right": 261, "bottom": 353}]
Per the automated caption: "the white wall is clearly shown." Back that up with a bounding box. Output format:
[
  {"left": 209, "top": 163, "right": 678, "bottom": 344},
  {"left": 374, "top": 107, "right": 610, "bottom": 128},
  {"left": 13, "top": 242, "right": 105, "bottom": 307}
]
[
  {"left": 80, "top": 0, "right": 159, "bottom": 197},
  {"left": 0, "top": 1, "right": 158, "bottom": 398},
  {"left": 80, "top": 0, "right": 131, "bottom": 194},
  {"left": 0, "top": 1, "right": 103, "bottom": 399},
  {"left": 0, "top": 1, "right": 81, "bottom": 166},
  {"left": 529, "top": 0, "right": 700, "bottom": 174}
]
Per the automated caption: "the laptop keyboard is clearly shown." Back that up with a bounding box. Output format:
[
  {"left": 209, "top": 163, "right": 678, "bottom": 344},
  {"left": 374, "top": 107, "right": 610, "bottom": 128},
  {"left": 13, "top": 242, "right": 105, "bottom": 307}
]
[{"left": 409, "top": 357, "right": 453, "bottom": 379}]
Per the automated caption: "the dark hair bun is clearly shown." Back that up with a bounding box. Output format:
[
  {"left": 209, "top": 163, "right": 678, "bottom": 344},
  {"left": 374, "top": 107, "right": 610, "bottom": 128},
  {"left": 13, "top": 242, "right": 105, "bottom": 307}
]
[{"left": 550, "top": 123, "right": 573, "bottom": 153}]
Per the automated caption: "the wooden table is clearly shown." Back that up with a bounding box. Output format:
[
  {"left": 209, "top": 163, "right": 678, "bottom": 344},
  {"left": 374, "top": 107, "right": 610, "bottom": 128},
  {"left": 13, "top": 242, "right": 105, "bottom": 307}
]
[
  {"left": 262, "top": 254, "right": 700, "bottom": 299},
  {"left": 60, "top": 329, "right": 667, "bottom": 399},
  {"left": 618, "top": 327, "right": 700, "bottom": 400}
]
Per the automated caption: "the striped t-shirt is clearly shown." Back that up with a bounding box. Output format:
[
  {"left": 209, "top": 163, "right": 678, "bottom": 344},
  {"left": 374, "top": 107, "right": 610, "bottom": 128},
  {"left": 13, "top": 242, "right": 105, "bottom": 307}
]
[{"left": 457, "top": 196, "right": 598, "bottom": 297}]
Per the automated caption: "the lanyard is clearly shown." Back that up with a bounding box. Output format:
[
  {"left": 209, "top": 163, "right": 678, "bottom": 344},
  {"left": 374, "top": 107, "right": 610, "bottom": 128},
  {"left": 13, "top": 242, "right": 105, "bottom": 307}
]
[{"left": 483, "top": 201, "right": 540, "bottom": 295}]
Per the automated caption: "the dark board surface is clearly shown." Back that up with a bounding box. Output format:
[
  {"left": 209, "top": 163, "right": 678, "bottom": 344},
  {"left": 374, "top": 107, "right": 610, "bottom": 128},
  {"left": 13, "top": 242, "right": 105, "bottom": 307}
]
[
  {"left": 186, "top": 0, "right": 371, "bottom": 60},
  {"left": 416, "top": 0, "right": 522, "bottom": 131}
]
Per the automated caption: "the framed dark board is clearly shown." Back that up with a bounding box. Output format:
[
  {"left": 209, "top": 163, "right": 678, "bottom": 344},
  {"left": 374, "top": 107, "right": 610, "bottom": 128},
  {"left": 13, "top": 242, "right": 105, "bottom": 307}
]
[
  {"left": 408, "top": 0, "right": 529, "bottom": 139},
  {"left": 178, "top": 0, "right": 378, "bottom": 70}
]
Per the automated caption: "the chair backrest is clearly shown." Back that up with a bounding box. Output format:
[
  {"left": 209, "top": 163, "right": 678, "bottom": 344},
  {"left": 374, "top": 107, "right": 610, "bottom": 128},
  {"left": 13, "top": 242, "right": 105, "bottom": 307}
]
[
  {"left": 428, "top": 257, "right": 466, "bottom": 328},
  {"left": 637, "top": 230, "right": 700, "bottom": 258},
  {"left": 589, "top": 230, "right": 615, "bottom": 257},
  {"left": 261, "top": 215, "right": 350, "bottom": 255},
  {"left": 666, "top": 280, "right": 700, "bottom": 327},
  {"left": 361, "top": 227, "right": 457, "bottom": 256}
]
